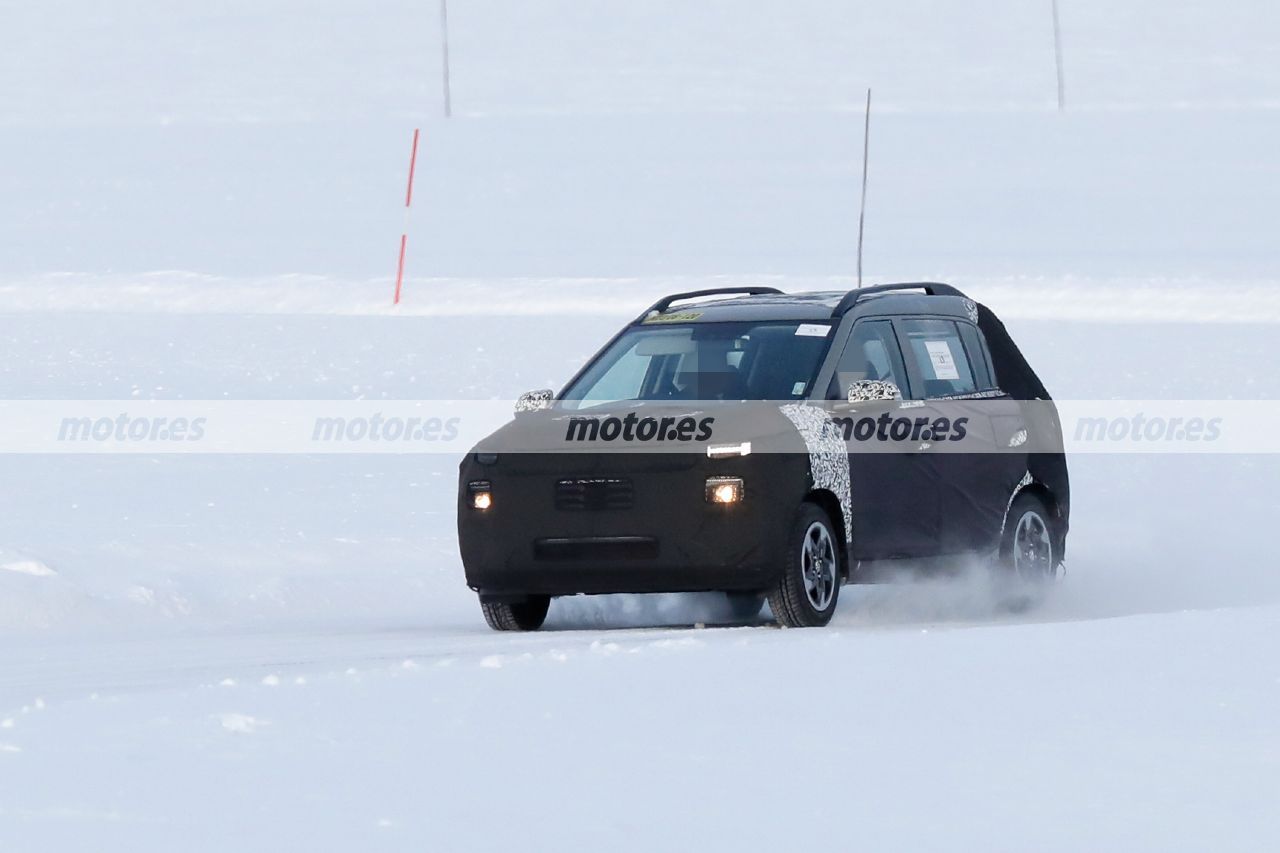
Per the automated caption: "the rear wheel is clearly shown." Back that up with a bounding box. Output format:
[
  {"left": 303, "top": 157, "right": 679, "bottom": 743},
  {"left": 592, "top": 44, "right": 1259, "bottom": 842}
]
[
  {"left": 480, "top": 595, "right": 551, "bottom": 631},
  {"left": 998, "top": 492, "right": 1057, "bottom": 609},
  {"left": 768, "top": 503, "right": 841, "bottom": 628}
]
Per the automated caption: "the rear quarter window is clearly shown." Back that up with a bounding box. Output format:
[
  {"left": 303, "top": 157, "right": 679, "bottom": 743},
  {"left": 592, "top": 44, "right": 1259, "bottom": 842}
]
[{"left": 957, "top": 322, "right": 996, "bottom": 391}]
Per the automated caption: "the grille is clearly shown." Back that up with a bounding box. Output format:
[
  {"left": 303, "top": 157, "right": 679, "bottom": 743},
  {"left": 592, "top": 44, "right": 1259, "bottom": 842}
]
[{"left": 555, "top": 477, "right": 634, "bottom": 511}]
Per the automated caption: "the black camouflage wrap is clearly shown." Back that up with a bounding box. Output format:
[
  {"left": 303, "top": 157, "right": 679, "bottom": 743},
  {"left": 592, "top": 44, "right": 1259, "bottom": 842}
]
[
  {"left": 976, "top": 302, "right": 1070, "bottom": 560},
  {"left": 457, "top": 289, "right": 1070, "bottom": 599}
]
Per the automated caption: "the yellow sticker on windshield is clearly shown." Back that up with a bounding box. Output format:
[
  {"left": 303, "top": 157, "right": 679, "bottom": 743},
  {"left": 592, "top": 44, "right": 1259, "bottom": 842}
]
[{"left": 644, "top": 311, "right": 703, "bottom": 324}]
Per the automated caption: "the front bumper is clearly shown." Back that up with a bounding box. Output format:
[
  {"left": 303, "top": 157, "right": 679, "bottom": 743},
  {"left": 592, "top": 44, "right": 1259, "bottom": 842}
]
[{"left": 457, "top": 452, "right": 801, "bottom": 597}]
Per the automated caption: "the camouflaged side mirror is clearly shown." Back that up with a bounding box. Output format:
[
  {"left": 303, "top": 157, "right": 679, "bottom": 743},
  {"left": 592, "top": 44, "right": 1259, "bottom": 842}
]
[
  {"left": 846, "top": 380, "right": 902, "bottom": 403},
  {"left": 514, "top": 389, "right": 554, "bottom": 415}
]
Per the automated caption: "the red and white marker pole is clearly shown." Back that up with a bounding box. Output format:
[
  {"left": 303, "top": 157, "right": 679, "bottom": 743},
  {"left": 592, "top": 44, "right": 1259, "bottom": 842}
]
[{"left": 393, "top": 128, "right": 421, "bottom": 305}]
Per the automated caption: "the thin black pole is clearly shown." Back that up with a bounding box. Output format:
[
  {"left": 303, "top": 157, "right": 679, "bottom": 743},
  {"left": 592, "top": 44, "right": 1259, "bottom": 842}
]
[
  {"left": 1052, "top": 0, "right": 1065, "bottom": 111},
  {"left": 441, "top": 0, "right": 453, "bottom": 117},
  {"left": 856, "top": 88, "right": 871, "bottom": 288}
]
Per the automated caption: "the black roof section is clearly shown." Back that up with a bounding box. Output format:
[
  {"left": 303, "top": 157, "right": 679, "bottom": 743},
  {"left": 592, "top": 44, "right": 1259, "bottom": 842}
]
[
  {"left": 637, "top": 282, "right": 972, "bottom": 324},
  {"left": 829, "top": 281, "right": 966, "bottom": 316}
]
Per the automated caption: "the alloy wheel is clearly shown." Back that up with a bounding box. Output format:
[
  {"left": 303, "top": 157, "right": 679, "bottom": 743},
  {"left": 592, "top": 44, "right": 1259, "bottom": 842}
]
[{"left": 801, "top": 521, "right": 837, "bottom": 612}]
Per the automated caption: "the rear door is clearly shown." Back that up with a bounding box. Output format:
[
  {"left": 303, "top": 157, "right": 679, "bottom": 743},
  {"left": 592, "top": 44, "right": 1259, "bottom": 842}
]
[{"left": 894, "top": 317, "right": 1026, "bottom": 555}]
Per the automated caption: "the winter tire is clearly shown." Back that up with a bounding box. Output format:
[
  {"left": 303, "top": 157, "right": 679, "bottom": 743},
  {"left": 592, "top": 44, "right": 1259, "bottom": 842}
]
[
  {"left": 481, "top": 595, "right": 551, "bottom": 631},
  {"left": 998, "top": 492, "right": 1057, "bottom": 610},
  {"left": 768, "top": 503, "right": 841, "bottom": 628}
]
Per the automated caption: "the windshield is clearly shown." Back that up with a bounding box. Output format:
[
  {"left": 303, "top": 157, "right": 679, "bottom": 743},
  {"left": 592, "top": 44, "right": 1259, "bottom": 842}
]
[{"left": 560, "top": 321, "right": 834, "bottom": 409}]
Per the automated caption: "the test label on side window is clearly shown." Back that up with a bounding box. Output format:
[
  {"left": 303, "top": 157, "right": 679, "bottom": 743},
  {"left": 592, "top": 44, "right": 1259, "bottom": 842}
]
[{"left": 924, "top": 340, "right": 960, "bottom": 380}]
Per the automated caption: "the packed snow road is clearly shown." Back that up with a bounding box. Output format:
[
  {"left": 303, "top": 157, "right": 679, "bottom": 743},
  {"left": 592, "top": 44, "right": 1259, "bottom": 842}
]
[
  {"left": 2, "top": 306, "right": 1278, "bottom": 853},
  {"left": 2, "top": 601, "right": 1278, "bottom": 852},
  {"left": 2, "top": 285, "right": 1277, "bottom": 853}
]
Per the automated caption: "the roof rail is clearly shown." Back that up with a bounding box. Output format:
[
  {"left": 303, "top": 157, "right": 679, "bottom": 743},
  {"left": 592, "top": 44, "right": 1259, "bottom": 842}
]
[
  {"left": 639, "top": 286, "right": 784, "bottom": 320},
  {"left": 831, "top": 281, "right": 966, "bottom": 317}
]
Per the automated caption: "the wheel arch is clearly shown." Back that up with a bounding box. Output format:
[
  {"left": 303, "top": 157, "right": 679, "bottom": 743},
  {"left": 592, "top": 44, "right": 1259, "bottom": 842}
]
[{"left": 1009, "top": 481, "right": 1067, "bottom": 560}]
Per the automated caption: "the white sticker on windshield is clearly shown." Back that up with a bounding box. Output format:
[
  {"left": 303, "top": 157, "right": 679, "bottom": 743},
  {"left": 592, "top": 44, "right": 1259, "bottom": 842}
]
[
  {"left": 794, "top": 324, "right": 831, "bottom": 337},
  {"left": 924, "top": 340, "right": 960, "bottom": 380},
  {"left": 791, "top": 381, "right": 807, "bottom": 396}
]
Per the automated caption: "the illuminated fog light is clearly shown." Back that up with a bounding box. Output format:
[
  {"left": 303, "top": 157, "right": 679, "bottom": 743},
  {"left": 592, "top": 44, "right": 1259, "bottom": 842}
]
[
  {"left": 468, "top": 481, "right": 493, "bottom": 510},
  {"left": 706, "top": 477, "right": 744, "bottom": 504}
]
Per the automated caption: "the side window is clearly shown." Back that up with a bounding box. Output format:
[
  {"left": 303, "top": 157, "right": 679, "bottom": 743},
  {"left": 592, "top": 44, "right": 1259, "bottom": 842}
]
[
  {"left": 896, "top": 318, "right": 978, "bottom": 398},
  {"left": 827, "top": 320, "right": 908, "bottom": 399},
  {"left": 957, "top": 322, "right": 996, "bottom": 391}
]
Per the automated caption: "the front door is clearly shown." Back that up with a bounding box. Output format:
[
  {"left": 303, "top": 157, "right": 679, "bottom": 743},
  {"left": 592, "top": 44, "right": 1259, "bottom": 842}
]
[{"left": 828, "top": 319, "right": 940, "bottom": 559}]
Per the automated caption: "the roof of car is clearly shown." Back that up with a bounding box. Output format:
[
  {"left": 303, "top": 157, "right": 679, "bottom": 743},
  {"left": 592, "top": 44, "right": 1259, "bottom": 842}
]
[{"left": 638, "top": 284, "right": 974, "bottom": 325}]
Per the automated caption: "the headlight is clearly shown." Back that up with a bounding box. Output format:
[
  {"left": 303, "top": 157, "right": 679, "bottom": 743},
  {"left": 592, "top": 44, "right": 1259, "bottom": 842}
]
[
  {"left": 706, "top": 441, "right": 751, "bottom": 459},
  {"left": 468, "top": 480, "right": 493, "bottom": 510},
  {"left": 706, "top": 476, "right": 744, "bottom": 504}
]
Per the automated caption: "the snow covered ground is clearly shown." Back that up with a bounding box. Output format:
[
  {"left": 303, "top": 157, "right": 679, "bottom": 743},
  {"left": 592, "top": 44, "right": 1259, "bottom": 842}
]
[{"left": 3, "top": 1, "right": 1279, "bottom": 850}]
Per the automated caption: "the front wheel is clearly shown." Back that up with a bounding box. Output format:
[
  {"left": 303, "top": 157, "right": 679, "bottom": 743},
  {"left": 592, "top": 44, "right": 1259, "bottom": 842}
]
[
  {"left": 768, "top": 503, "right": 841, "bottom": 628},
  {"left": 480, "top": 595, "right": 551, "bottom": 631}
]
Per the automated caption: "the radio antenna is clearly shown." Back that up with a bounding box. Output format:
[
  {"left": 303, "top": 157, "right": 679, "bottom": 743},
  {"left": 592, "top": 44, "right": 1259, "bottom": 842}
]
[
  {"left": 1051, "top": 0, "right": 1066, "bottom": 111},
  {"left": 856, "top": 88, "right": 872, "bottom": 288},
  {"left": 440, "top": 0, "right": 453, "bottom": 117}
]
